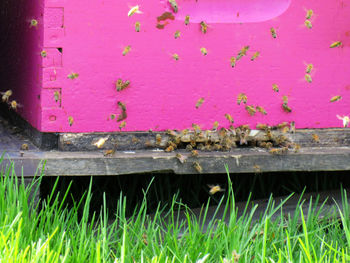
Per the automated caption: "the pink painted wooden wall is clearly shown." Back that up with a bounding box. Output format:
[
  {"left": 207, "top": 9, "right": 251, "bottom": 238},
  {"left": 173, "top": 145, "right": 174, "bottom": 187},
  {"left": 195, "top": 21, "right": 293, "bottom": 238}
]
[{"left": 2, "top": 0, "right": 350, "bottom": 132}]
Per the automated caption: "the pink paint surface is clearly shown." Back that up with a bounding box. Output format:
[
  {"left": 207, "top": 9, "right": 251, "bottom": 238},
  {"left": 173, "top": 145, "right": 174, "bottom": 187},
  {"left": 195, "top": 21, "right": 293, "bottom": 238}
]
[{"left": 2, "top": 0, "right": 350, "bottom": 133}]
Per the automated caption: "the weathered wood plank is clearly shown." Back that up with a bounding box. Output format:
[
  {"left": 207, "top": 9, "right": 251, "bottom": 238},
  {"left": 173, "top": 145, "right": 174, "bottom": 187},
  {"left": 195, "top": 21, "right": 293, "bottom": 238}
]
[{"left": 3, "top": 147, "right": 350, "bottom": 176}]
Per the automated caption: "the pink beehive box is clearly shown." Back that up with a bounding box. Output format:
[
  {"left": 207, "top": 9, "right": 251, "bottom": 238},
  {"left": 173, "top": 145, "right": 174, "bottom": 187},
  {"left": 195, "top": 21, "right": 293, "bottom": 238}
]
[{"left": 1, "top": 0, "right": 350, "bottom": 133}]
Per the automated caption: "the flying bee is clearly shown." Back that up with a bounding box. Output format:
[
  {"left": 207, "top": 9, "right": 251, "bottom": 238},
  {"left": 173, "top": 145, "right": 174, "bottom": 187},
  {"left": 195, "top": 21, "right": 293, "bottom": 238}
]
[
  {"left": 270, "top": 27, "right": 277, "bottom": 38},
  {"left": 156, "top": 134, "right": 162, "bottom": 145},
  {"left": 135, "top": 22, "right": 141, "bottom": 32},
  {"left": 330, "top": 41, "right": 342, "bottom": 48},
  {"left": 40, "top": 50, "right": 47, "bottom": 57},
  {"left": 256, "top": 123, "right": 268, "bottom": 130},
  {"left": 200, "top": 21, "right": 208, "bottom": 33},
  {"left": 68, "top": 116, "right": 74, "bottom": 126},
  {"left": 237, "top": 46, "right": 250, "bottom": 60},
  {"left": 127, "top": 5, "right": 142, "bottom": 17},
  {"left": 337, "top": 115, "right": 350, "bottom": 127},
  {"left": 29, "top": 19, "right": 38, "bottom": 28},
  {"left": 305, "top": 63, "right": 313, "bottom": 74},
  {"left": 330, "top": 95, "right": 342, "bottom": 102},
  {"left": 272, "top": 84, "right": 279, "bottom": 92},
  {"left": 93, "top": 137, "right": 109, "bottom": 148},
  {"left": 67, "top": 72, "right": 79, "bottom": 79},
  {"left": 312, "top": 133, "right": 320, "bottom": 143},
  {"left": 193, "top": 162, "right": 203, "bottom": 173},
  {"left": 195, "top": 97, "right": 205, "bottom": 108},
  {"left": 174, "top": 30, "right": 181, "bottom": 39},
  {"left": 54, "top": 91, "right": 60, "bottom": 102},
  {"left": 168, "top": 0, "right": 178, "bottom": 13},
  {"left": 282, "top": 103, "right": 292, "bottom": 113},
  {"left": 245, "top": 105, "right": 256, "bottom": 116},
  {"left": 172, "top": 53, "right": 179, "bottom": 61},
  {"left": 1, "top": 90, "right": 12, "bottom": 102},
  {"left": 225, "top": 113, "right": 234, "bottom": 123},
  {"left": 184, "top": 15, "right": 190, "bottom": 25},
  {"left": 251, "top": 51, "right": 260, "bottom": 61},
  {"left": 200, "top": 47, "right": 208, "bottom": 56},
  {"left": 176, "top": 153, "right": 187, "bottom": 164},
  {"left": 230, "top": 56, "right": 236, "bottom": 68},
  {"left": 21, "top": 143, "right": 29, "bottom": 150},
  {"left": 122, "top": 45, "right": 131, "bottom": 56},
  {"left": 256, "top": 106, "right": 267, "bottom": 115},
  {"left": 207, "top": 185, "right": 225, "bottom": 195},
  {"left": 237, "top": 93, "right": 248, "bottom": 105},
  {"left": 119, "top": 121, "right": 126, "bottom": 130},
  {"left": 305, "top": 73, "right": 312, "bottom": 83},
  {"left": 212, "top": 121, "right": 219, "bottom": 130},
  {"left": 10, "top": 100, "right": 22, "bottom": 110},
  {"left": 305, "top": 9, "right": 314, "bottom": 19},
  {"left": 191, "top": 150, "right": 199, "bottom": 157},
  {"left": 304, "top": 20, "right": 312, "bottom": 29}
]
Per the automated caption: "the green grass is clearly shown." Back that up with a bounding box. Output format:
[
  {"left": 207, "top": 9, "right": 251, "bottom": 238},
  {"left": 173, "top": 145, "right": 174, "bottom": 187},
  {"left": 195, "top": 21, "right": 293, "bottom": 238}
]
[{"left": 0, "top": 157, "right": 350, "bottom": 262}]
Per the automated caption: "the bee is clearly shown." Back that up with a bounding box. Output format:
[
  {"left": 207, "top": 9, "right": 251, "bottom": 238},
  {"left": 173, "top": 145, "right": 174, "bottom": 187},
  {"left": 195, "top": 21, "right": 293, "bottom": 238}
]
[
  {"left": 293, "top": 143, "right": 301, "bottom": 153},
  {"left": 135, "top": 22, "right": 141, "bottom": 32},
  {"left": 305, "top": 63, "right": 313, "bottom": 74},
  {"left": 290, "top": 121, "right": 296, "bottom": 133},
  {"left": 337, "top": 115, "right": 350, "bottom": 127},
  {"left": 330, "top": 41, "right": 342, "bottom": 48},
  {"left": 230, "top": 57, "right": 236, "bottom": 68},
  {"left": 192, "top": 123, "right": 201, "bottom": 133},
  {"left": 256, "top": 123, "right": 268, "bottom": 130},
  {"left": 21, "top": 144, "right": 29, "bottom": 150},
  {"left": 200, "top": 21, "right": 208, "bottom": 33},
  {"left": 1, "top": 90, "right": 12, "bottom": 102},
  {"left": 184, "top": 15, "right": 190, "bottom": 25},
  {"left": 207, "top": 184, "right": 225, "bottom": 195},
  {"left": 93, "top": 137, "right": 109, "bottom": 148},
  {"left": 110, "top": 114, "right": 116, "bottom": 120},
  {"left": 330, "top": 95, "right": 342, "bottom": 102},
  {"left": 269, "top": 147, "right": 288, "bottom": 155},
  {"left": 10, "top": 100, "right": 22, "bottom": 110},
  {"left": 212, "top": 121, "right": 219, "bottom": 130},
  {"left": 232, "top": 250, "right": 241, "bottom": 263},
  {"left": 40, "top": 50, "right": 47, "bottom": 57},
  {"left": 200, "top": 47, "right": 208, "bottom": 56},
  {"left": 119, "top": 121, "right": 126, "bottom": 130},
  {"left": 168, "top": 0, "right": 178, "bottom": 13},
  {"left": 131, "top": 136, "right": 140, "bottom": 144},
  {"left": 270, "top": 27, "right": 277, "bottom": 38},
  {"left": 305, "top": 74, "right": 312, "bottom": 83},
  {"left": 312, "top": 133, "right": 320, "bottom": 143},
  {"left": 116, "top": 80, "right": 130, "bottom": 92},
  {"left": 191, "top": 150, "right": 199, "bottom": 157},
  {"left": 172, "top": 53, "right": 179, "bottom": 61},
  {"left": 156, "top": 134, "right": 162, "bottom": 145},
  {"left": 195, "top": 98, "right": 205, "bottom": 108},
  {"left": 122, "top": 45, "right": 131, "bottom": 56},
  {"left": 68, "top": 116, "right": 74, "bottom": 126},
  {"left": 245, "top": 105, "right": 256, "bottom": 116},
  {"left": 282, "top": 103, "right": 292, "bottom": 113},
  {"left": 282, "top": 95, "right": 288, "bottom": 104},
  {"left": 237, "top": 93, "right": 248, "bottom": 105},
  {"left": 117, "top": 102, "right": 127, "bottom": 122},
  {"left": 127, "top": 5, "right": 142, "bottom": 17},
  {"left": 256, "top": 106, "right": 267, "bottom": 115},
  {"left": 67, "top": 72, "right": 79, "bottom": 79},
  {"left": 142, "top": 233, "right": 148, "bottom": 246},
  {"left": 186, "top": 144, "right": 193, "bottom": 151},
  {"left": 225, "top": 114, "right": 234, "bottom": 123},
  {"left": 212, "top": 144, "right": 222, "bottom": 151},
  {"left": 30, "top": 19, "right": 38, "bottom": 28},
  {"left": 304, "top": 20, "right": 312, "bottom": 29},
  {"left": 165, "top": 145, "right": 174, "bottom": 152},
  {"left": 104, "top": 149, "right": 115, "bottom": 156},
  {"left": 306, "top": 9, "right": 314, "bottom": 19},
  {"left": 193, "top": 162, "right": 203, "bottom": 173},
  {"left": 251, "top": 51, "right": 260, "bottom": 61},
  {"left": 174, "top": 30, "right": 181, "bottom": 39},
  {"left": 272, "top": 84, "right": 279, "bottom": 92},
  {"left": 253, "top": 165, "right": 261, "bottom": 174},
  {"left": 145, "top": 140, "right": 154, "bottom": 147},
  {"left": 54, "top": 91, "right": 60, "bottom": 102},
  {"left": 176, "top": 153, "right": 187, "bottom": 164},
  {"left": 237, "top": 46, "right": 250, "bottom": 60},
  {"left": 276, "top": 122, "right": 289, "bottom": 129}
]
